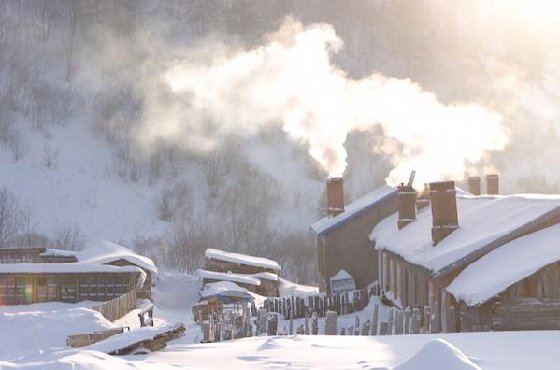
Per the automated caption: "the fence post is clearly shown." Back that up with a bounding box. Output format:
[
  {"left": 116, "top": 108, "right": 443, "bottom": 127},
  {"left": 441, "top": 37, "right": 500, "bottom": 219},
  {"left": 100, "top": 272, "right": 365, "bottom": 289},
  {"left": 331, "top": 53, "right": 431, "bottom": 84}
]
[
  {"left": 411, "top": 308, "right": 422, "bottom": 334},
  {"left": 361, "top": 319, "right": 370, "bottom": 335},
  {"left": 325, "top": 310, "right": 337, "bottom": 335},
  {"left": 379, "top": 321, "right": 389, "bottom": 335},
  {"left": 370, "top": 303, "right": 379, "bottom": 335},
  {"left": 423, "top": 306, "right": 431, "bottom": 334},
  {"left": 404, "top": 307, "right": 411, "bottom": 334},
  {"left": 388, "top": 308, "right": 395, "bottom": 335},
  {"left": 448, "top": 305, "right": 457, "bottom": 333},
  {"left": 395, "top": 310, "right": 404, "bottom": 335}
]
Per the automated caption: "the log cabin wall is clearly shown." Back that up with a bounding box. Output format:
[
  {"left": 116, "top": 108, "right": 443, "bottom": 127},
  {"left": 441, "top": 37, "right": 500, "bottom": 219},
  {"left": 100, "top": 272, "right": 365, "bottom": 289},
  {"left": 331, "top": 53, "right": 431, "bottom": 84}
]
[
  {"left": 459, "top": 260, "right": 560, "bottom": 332},
  {"left": 320, "top": 196, "right": 398, "bottom": 293},
  {"left": 205, "top": 259, "right": 278, "bottom": 275}
]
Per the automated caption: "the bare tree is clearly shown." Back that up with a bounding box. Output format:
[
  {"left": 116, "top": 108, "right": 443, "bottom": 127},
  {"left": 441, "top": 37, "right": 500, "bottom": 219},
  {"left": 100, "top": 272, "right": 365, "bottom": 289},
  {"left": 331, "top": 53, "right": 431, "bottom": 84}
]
[
  {"left": 0, "top": 189, "right": 21, "bottom": 248},
  {"left": 50, "top": 223, "right": 85, "bottom": 251}
]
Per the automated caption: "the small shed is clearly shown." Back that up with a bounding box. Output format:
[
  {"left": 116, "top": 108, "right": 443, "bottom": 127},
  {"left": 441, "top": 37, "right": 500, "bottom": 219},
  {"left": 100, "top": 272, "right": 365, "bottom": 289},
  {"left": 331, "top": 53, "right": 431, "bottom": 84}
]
[{"left": 329, "top": 269, "right": 356, "bottom": 294}]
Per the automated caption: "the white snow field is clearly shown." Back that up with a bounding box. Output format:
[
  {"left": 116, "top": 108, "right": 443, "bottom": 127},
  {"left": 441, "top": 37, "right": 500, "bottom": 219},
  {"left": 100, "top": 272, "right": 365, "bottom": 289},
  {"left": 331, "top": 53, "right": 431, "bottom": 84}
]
[{"left": 1, "top": 273, "right": 559, "bottom": 369}]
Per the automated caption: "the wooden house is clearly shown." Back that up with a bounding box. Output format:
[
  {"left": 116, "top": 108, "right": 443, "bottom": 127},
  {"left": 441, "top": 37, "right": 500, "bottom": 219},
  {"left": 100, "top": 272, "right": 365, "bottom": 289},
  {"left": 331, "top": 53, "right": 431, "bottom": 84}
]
[
  {"left": 311, "top": 178, "right": 397, "bottom": 293},
  {"left": 447, "top": 223, "right": 560, "bottom": 331},
  {"left": 0, "top": 241, "right": 157, "bottom": 304},
  {"left": 203, "top": 248, "right": 281, "bottom": 297},
  {"left": 370, "top": 179, "right": 560, "bottom": 332},
  {"left": 0, "top": 263, "right": 144, "bottom": 305}
]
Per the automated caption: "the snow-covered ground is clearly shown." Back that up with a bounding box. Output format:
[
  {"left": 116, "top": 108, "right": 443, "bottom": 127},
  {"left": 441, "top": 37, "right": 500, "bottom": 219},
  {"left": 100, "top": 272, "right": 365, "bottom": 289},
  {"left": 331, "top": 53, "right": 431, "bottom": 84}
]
[{"left": 1, "top": 273, "right": 559, "bottom": 369}]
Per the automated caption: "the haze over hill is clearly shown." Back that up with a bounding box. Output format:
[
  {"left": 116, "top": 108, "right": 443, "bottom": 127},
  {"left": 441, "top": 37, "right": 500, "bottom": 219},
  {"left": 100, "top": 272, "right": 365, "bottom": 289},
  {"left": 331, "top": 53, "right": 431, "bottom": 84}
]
[{"left": 0, "top": 0, "right": 559, "bottom": 283}]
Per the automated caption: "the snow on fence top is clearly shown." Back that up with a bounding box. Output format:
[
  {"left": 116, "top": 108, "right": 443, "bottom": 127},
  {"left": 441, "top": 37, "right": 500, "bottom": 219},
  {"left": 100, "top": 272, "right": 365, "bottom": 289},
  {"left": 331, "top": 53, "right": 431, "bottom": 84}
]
[
  {"left": 370, "top": 194, "right": 560, "bottom": 276},
  {"left": 311, "top": 185, "right": 396, "bottom": 235},
  {"left": 447, "top": 223, "right": 560, "bottom": 307},
  {"left": 196, "top": 269, "right": 262, "bottom": 286},
  {"left": 205, "top": 248, "right": 281, "bottom": 271},
  {"left": 77, "top": 240, "right": 158, "bottom": 277}
]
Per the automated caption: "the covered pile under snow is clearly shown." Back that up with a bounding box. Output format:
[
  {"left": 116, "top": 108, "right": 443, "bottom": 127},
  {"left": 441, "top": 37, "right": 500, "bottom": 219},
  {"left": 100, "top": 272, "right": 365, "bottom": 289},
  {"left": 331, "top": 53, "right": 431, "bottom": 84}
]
[
  {"left": 278, "top": 278, "right": 319, "bottom": 297},
  {"left": 200, "top": 281, "right": 266, "bottom": 307},
  {"left": 77, "top": 240, "right": 158, "bottom": 277},
  {"left": 0, "top": 303, "right": 115, "bottom": 353},
  {"left": 447, "top": 223, "right": 560, "bottom": 306},
  {"left": 393, "top": 338, "right": 481, "bottom": 370},
  {"left": 371, "top": 194, "right": 560, "bottom": 275},
  {"left": 196, "top": 269, "right": 261, "bottom": 286},
  {"left": 205, "top": 248, "right": 281, "bottom": 271},
  {"left": 311, "top": 185, "right": 396, "bottom": 235}
]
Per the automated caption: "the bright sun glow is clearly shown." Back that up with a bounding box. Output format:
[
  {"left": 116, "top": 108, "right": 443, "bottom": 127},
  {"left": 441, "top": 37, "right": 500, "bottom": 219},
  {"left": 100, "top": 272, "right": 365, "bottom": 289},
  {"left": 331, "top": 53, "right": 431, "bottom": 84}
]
[{"left": 499, "top": 0, "right": 560, "bottom": 25}]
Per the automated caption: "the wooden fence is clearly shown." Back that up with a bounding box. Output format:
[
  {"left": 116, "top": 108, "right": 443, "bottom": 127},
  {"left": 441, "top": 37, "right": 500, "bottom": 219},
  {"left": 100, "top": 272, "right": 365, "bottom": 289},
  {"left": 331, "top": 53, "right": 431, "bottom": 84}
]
[
  {"left": 263, "top": 284, "right": 380, "bottom": 319},
  {"left": 91, "top": 290, "right": 137, "bottom": 321}
]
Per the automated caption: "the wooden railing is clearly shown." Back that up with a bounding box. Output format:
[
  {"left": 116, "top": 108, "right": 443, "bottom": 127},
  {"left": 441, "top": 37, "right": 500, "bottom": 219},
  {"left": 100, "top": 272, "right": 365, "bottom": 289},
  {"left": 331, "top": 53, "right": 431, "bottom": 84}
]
[
  {"left": 91, "top": 290, "right": 137, "bottom": 321},
  {"left": 263, "top": 284, "right": 380, "bottom": 319}
]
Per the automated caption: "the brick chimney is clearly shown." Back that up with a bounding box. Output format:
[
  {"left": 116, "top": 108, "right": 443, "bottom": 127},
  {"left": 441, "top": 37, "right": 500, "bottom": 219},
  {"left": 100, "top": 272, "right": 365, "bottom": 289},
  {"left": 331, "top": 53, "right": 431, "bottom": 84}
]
[
  {"left": 416, "top": 183, "right": 430, "bottom": 210},
  {"left": 397, "top": 184, "right": 417, "bottom": 229},
  {"left": 326, "top": 177, "right": 344, "bottom": 216},
  {"left": 467, "top": 176, "right": 481, "bottom": 195},
  {"left": 430, "top": 181, "right": 459, "bottom": 245},
  {"left": 486, "top": 174, "right": 499, "bottom": 195}
]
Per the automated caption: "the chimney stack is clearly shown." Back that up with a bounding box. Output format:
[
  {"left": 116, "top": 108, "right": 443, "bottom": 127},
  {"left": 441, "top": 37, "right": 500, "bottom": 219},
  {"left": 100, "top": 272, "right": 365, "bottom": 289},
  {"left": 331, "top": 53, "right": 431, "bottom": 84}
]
[
  {"left": 486, "top": 174, "right": 499, "bottom": 195},
  {"left": 467, "top": 176, "right": 481, "bottom": 195},
  {"left": 326, "top": 177, "right": 344, "bottom": 216},
  {"left": 430, "top": 181, "right": 459, "bottom": 245},
  {"left": 397, "top": 184, "right": 417, "bottom": 229}
]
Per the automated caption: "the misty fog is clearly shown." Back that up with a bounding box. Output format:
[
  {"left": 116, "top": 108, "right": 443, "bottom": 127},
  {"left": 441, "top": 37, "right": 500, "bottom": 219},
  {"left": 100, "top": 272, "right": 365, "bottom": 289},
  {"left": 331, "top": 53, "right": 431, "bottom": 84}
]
[{"left": 0, "top": 0, "right": 559, "bottom": 284}]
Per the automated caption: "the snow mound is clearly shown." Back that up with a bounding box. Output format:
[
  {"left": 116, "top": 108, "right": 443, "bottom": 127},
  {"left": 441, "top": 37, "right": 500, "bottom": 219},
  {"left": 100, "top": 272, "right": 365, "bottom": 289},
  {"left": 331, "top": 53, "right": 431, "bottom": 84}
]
[
  {"left": 0, "top": 303, "right": 115, "bottom": 352},
  {"left": 394, "top": 339, "right": 480, "bottom": 370}
]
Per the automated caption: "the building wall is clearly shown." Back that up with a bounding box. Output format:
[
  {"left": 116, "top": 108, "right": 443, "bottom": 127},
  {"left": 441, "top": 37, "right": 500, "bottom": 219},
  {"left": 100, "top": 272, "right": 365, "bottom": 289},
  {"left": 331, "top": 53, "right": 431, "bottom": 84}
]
[
  {"left": 320, "top": 197, "right": 398, "bottom": 293},
  {"left": 0, "top": 272, "right": 137, "bottom": 305},
  {"left": 459, "top": 261, "right": 560, "bottom": 332},
  {"left": 109, "top": 259, "right": 152, "bottom": 299},
  {"left": 0, "top": 248, "right": 46, "bottom": 263}
]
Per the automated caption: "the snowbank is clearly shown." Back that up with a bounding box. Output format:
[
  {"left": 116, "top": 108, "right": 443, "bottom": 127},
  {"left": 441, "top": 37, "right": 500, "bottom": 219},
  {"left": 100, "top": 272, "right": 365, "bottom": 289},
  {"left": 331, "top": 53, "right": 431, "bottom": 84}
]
[
  {"left": 447, "top": 223, "right": 560, "bottom": 306},
  {"left": 393, "top": 338, "right": 481, "bottom": 370},
  {"left": 0, "top": 303, "right": 114, "bottom": 353},
  {"left": 205, "top": 249, "right": 281, "bottom": 271}
]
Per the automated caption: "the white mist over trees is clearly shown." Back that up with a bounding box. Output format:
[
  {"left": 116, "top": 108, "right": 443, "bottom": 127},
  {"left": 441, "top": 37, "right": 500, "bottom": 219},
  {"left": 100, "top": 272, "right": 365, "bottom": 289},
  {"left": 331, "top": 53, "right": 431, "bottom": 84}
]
[{"left": 0, "top": 0, "right": 559, "bottom": 283}]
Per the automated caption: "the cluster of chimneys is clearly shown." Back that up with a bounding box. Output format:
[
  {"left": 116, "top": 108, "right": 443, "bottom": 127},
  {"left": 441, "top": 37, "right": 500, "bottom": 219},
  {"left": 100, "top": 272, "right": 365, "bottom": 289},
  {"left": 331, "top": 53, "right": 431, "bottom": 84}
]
[{"left": 326, "top": 174, "right": 500, "bottom": 246}]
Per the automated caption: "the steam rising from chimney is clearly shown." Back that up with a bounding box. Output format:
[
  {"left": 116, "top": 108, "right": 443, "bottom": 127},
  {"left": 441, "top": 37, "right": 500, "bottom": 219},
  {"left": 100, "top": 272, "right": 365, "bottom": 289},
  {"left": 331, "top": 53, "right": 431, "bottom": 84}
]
[{"left": 140, "top": 17, "right": 509, "bottom": 185}]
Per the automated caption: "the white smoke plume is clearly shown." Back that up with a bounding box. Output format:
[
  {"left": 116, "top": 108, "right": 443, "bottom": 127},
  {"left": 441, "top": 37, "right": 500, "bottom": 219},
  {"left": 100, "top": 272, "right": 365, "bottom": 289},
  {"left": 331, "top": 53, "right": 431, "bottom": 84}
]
[{"left": 139, "top": 18, "right": 509, "bottom": 186}]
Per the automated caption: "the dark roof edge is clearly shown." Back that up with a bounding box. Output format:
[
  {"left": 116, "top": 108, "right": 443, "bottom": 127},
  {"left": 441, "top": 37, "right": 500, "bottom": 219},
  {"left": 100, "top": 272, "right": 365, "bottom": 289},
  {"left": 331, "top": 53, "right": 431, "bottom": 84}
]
[{"left": 313, "top": 191, "right": 397, "bottom": 236}]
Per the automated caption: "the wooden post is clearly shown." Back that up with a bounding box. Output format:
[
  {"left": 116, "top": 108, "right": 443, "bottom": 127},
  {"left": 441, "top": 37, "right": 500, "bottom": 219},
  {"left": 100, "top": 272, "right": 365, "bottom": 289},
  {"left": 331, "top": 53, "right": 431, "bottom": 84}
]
[
  {"left": 304, "top": 309, "right": 310, "bottom": 335},
  {"left": 388, "top": 308, "right": 395, "bottom": 335},
  {"left": 370, "top": 304, "right": 379, "bottom": 335},
  {"left": 311, "top": 312, "right": 319, "bottom": 335},
  {"left": 411, "top": 308, "right": 421, "bottom": 334},
  {"left": 361, "top": 320, "right": 370, "bottom": 335},
  {"left": 289, "top": 305, "right": 294, "bottom": 335},
  {"left": 395, "top": 310, "right": 404, "bottom": 335},
  {"left": 354, "top": 316, "right": 360, "bottom": 335},
  {"left": 325, "top": 310, "right": 337, "bottom": 335},
  {"left": 423, "top": 306, "right": 431, "bottom": 334},
  {"left": 404, "top": 307, "right": 411, "bottom": 334},
  {"left": 448, "top": 306, "right": 457, "bottom": 333},
  {"left": 431, "top": 301, "right": 439, "bottom": 333},
  {"left": 379, "top": 321, "right": 389, "bottom": 335}
]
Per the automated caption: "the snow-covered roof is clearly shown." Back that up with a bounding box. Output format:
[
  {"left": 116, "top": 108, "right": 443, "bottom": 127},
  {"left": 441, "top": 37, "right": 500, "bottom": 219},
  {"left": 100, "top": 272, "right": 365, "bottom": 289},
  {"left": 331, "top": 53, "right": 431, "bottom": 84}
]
[
  {"left": 447, "top": 223, "right": 560, "bottom": 307},
  {"left": 196, "top": 269, "right": 262, "bottom": 286},
  {"left": 311, "top": 185, "right": 397, "bottom": 235},
  {"left": 40, "top": 249, "right": 78, "bottom": 257},
  {"left": 205, "top": 248, "right": 281, "bottom": 271},
  {"left": 0, "top": 262, "right": 144, "bottom": 276},
  {"left": 330, "top": 269, "right": 353, "bottom": 281},
  {"left": 200, "top": 281, "right": 254, "bottom": 299},
  {"left": 370, "top": 194, "right": 560, "bottom": 276},
  {"left": 251, "top": 272, "right": 279, "bottom": 281},
  {"left": 278, "top": 278, "right": 320, "bottom": 297},
  {"left": 76, "top": 241, "right": 158, "bottom": 277}
]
